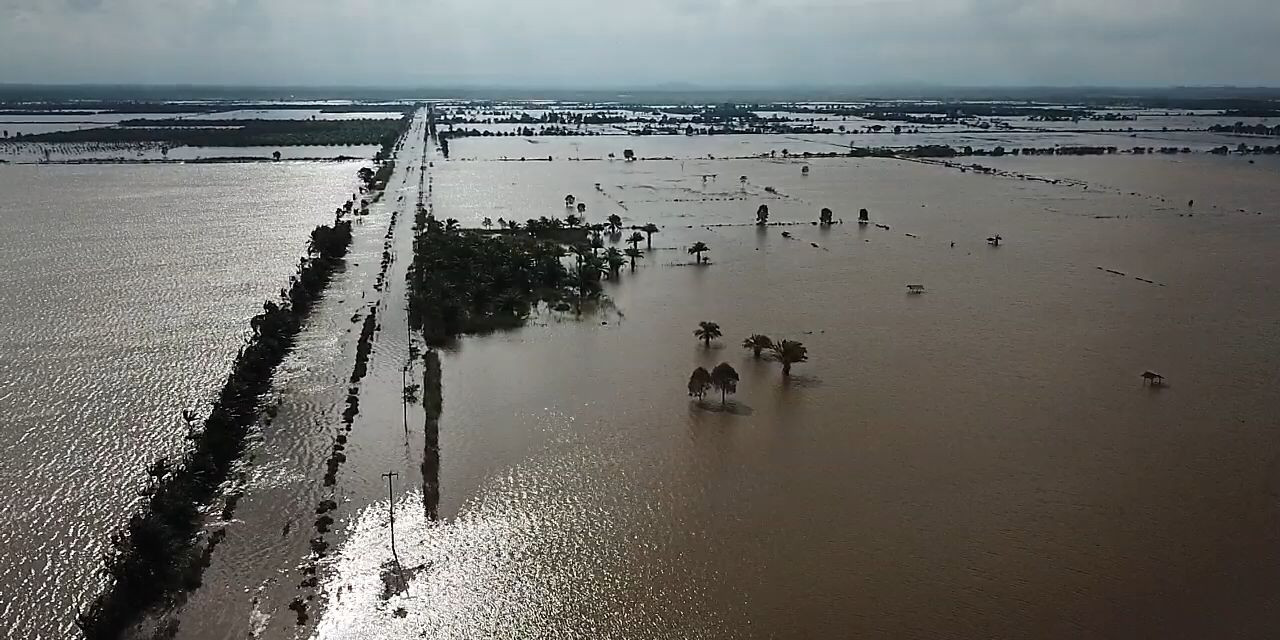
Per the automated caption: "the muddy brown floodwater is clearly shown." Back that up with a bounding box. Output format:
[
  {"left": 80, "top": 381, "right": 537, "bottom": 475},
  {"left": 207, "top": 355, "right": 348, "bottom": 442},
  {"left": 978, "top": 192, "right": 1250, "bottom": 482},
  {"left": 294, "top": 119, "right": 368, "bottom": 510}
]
[{"left": 281, "top": 145, "right": 1280, "bottom": 638}]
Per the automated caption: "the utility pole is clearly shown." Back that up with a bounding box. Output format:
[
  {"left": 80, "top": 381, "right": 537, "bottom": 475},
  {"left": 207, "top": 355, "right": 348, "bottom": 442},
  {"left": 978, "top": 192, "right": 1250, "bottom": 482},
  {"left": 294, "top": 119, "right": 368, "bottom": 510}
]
[
  {"left": 382, "top": 471, "right": 400, "bottom": 561},
  {"left": 381, "top": 470, "right": 409, "bottom": 594}
]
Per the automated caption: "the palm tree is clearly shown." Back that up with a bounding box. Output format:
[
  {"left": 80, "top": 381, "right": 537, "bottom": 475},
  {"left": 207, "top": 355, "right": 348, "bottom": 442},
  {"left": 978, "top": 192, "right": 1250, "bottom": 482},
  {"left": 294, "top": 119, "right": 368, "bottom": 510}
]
[
  {"left": 694, "top": 321, "right": 722, "bottom": 348},
  {"left": 482, "top": 217, "right": 493, "bottom": 229},
  {"left": 688, "top": 367, "right": 712, "bottom": 401},
  {"left": 742, "top": 334, "right": 773, "bottom": 359},
  {"left": 497, "top": 217, "right": 507, "bottom": 229},
  {"left": 604, "top": 247, "right": 625, "bottom": 278},
  {"left": 688, "top": 241, "right": 709, "bottom": 264},
  {"left": 589, "top": 234, "right": 605, "bottom": 256},
  {"left": 607, "top": 214, "right": 623, "bottom": 233},
  {"left": 710, "top": 362, "right": 740, "bottom": 408},
  {"left": 565, "top": 214, "right": 582, "bottom": 228},
  {"left": 577, "top": 202, "right": 587, "bottom": 216},
  {"left": 770, "top": 339, "right": 809, "bottom": 376},
  {"left": 756, "top": 204, "right": 769, "bottom": 226},
  {"left": 642, "top": 223, "right": 660, "bottom": 248},
  {"left": 626, "top": 232, "right": 645, "bottom": 249},
  {"left": 565, "top": 194, "right": 576, "bottom": 207},
  {"left": 570, "top": 243, "right": 591, "bottom": 266},
  {"left": 623, "top": 247, "right": 643, "bottom": 271}
]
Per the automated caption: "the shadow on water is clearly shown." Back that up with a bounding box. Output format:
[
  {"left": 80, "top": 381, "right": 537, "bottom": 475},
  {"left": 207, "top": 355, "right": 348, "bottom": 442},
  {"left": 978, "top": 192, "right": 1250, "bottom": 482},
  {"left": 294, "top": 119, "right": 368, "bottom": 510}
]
[
  {"left": 421, "top": 350, "right": 441, "bottom": 521},
  {"left": 780, "top": 374, "right": 823, "bottom": 390},
  {"left": 688, "top": 399, "right": 755, "bottom": 416}
]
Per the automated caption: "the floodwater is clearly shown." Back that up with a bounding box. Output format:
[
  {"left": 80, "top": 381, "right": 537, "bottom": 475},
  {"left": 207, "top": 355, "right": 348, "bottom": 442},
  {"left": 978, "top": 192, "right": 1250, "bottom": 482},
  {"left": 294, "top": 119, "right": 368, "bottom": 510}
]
[
  {"left": 5, "top": 120, "right": 1280, "bottom": 639},
  {"left": 0, "top": 143, "right": 379, "bottom": 164},
  {"left": 0, "top": 161, "right": 362, "bottom": 639},
  {"left": 300, "top": 139, "right": 1280, "bottom": 638}
]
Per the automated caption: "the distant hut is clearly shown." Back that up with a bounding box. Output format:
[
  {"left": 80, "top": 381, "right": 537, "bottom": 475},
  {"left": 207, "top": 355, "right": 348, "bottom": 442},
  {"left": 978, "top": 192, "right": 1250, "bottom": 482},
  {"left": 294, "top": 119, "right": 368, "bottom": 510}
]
[
  {"left": 1141, "top": 371, "right": 1165, "bottom": 386},
  {"left": 858, "top": 208, "right": 870, "bottom": 223},
  {"left": 907, "top": 284, "right": 926, "bottom": 295}
]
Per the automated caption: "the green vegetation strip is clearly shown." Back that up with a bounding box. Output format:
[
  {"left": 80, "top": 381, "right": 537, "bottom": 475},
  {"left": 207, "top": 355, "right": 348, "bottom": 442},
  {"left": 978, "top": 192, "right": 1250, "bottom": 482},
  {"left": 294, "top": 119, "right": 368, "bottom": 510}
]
[
  {"left": 24, "top": 116, "right": 409, "bottom": 147},
  {"left": 407, "top": 217, "right": 600, "bottom": 346}
]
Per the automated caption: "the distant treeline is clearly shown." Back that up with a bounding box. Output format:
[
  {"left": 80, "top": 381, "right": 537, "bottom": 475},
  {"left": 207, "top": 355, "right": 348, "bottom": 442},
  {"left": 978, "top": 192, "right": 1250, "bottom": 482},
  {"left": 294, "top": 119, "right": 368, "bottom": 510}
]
[
  {"left": 21, "top": 116, "right": 409, "bottom": 147},
  {"left": 0, "top": 102, "right": 413, "bottom": 115},
  {"left": 1209, "top": 143, "right": 1280, "bottom": 155},
  {"left": 1208, "top": 122, "right": 1280, "bottom": 136}
]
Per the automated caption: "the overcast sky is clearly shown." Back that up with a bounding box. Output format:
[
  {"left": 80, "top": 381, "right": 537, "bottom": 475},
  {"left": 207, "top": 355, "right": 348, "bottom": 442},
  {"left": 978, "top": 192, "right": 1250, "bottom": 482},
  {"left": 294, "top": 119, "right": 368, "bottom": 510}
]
[{"left": 1, "top": 0, "right": 1278, "bottom": 87}]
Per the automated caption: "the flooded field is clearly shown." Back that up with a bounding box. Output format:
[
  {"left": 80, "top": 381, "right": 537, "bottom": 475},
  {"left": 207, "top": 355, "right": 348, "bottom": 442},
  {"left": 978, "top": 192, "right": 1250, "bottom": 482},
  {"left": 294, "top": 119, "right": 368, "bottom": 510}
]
[{"left": 0, "top": 161, "right": 362, "bottom": 639}]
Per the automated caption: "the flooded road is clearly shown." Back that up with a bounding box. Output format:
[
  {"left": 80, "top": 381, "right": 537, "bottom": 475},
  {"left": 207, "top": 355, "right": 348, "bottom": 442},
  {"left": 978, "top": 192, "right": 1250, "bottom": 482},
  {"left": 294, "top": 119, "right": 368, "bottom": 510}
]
[{"left": 170, "top": 109, "right": 434, "bottom": 640}]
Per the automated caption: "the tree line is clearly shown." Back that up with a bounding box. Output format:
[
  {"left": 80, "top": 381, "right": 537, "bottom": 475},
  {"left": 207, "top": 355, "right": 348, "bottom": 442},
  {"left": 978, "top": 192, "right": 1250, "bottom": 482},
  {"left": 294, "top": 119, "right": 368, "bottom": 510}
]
[{"left": 20, "top": 116, "right": 410, "bottom": 148}]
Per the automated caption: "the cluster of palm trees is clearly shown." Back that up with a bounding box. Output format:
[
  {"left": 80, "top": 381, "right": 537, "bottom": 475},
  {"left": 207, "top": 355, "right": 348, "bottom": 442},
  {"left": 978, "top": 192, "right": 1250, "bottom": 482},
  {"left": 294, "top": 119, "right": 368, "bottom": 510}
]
[
  {"left": 742, "top": 334, "right": 809, "bottom": 375},
  {"left": 688, "top": 363, "right": 739, "bottom": 408},
  {"left": 480, "top": 213, "right": 660, "bottom": 251},
  {"left": 695, "top": 322, "right": 810, "bottom": 376}
]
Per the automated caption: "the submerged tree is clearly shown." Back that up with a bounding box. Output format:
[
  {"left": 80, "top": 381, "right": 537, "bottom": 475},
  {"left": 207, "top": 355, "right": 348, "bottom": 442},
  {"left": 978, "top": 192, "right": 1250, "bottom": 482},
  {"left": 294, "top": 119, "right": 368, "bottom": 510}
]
[
  {"left": 642, "top": 223, "right": 660, "bottom": 249},
  {"left": 482, "top": 217, "right": 493, "bottom": 230},
  {"left": 607, "top": 214, "right": 623, "bottom": 233},
  {"left": 688, "top": 367, "right": 712, "bottom": 401},
  {"left": 770, "top": 339, "right": 809, "bottom": 376},
  {"left": 565, "top": 194, "right": 576, "bottom": 207},
  {"left": 710, "top": 362, "right": 740, "bottom": 408},
  {"left": 694, "top": 321, "right": 722, "bottom": 348},
  {"left": 688, "top": 241, "right": 709, "bottom": 264},
  {"left": 819, "top": 208, "right": 833, "bottom": 225},
  {"left": 577, "top": 202, "right": 587, "bottom": 216},
  {"left": 742, "top": 334, "right": 774, "bottom": 359},
  {"left": 604, "top": 247, "right": 626, "bottom": 278},
  {"left": 756, "top": 204, "right": 769, "bottom": 226},
  {"left": 626, "top": 231, "right": 645, "bottom": 249},
  {"left": 623, "top": 247, "right": 643, "bottom": 271},
  {"left": 565, "top": 214, "right": 582, "bottom": 229}
]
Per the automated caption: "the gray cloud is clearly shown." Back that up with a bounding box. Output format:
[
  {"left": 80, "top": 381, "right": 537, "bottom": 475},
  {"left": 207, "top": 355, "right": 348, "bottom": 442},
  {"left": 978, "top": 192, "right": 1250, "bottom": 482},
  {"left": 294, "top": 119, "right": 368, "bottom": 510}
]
[{"left": 1, "top": 0, "right": 1278, "bottom": 86}]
